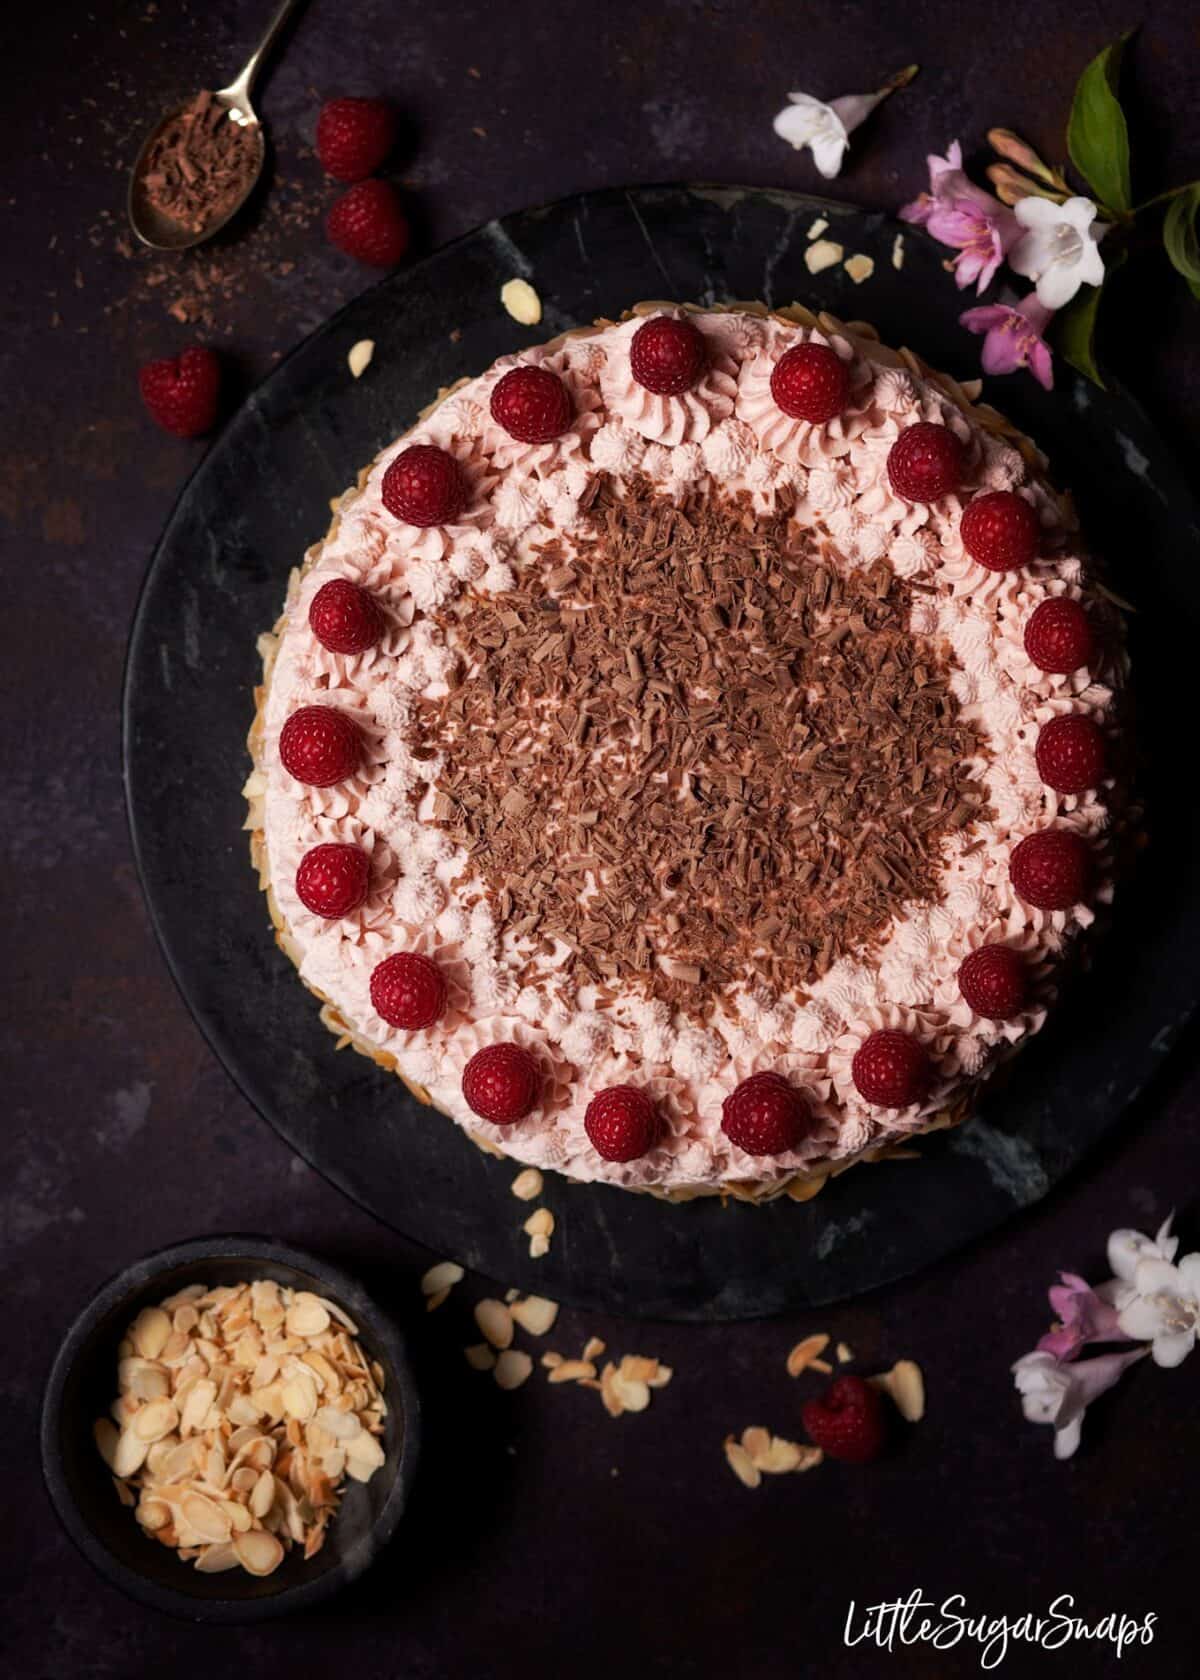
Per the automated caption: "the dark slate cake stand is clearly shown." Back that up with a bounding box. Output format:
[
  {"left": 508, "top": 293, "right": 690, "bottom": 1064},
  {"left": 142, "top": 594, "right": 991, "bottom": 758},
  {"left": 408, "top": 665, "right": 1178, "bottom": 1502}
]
[{"left": 124, "top": 184, "right": 1200, "bottom": 1321}]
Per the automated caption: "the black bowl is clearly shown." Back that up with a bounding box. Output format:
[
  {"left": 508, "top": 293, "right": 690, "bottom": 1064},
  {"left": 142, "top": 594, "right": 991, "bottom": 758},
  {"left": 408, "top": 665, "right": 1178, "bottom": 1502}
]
[{"left": 40, "top": 1235, "right": 420, "bottom": 1622}]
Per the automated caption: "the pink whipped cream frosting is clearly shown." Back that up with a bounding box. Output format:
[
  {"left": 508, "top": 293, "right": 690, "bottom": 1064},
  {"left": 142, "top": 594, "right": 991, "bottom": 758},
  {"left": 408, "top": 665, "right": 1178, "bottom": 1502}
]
[{"left": 259, "top": 307, "right": 1121, "bottom": 1192}]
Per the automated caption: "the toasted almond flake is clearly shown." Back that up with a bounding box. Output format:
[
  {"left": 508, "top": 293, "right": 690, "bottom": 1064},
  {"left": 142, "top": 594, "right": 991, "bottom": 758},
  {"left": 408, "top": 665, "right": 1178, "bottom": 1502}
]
[
  {"left": 131, "top": 1398, "right": 179, "bottom": 1442},
  {"left": 874, "top": 1358, "right": 926, "bottom": 1422},
  {"left": 195, "top": 1541, "right": 240, "bottom": 1573},
  {"left": 344, "top": 1431, "right": 386, "bottom": 1482},
  {"left": 494, "top": 1349, "right": 533, "bottom": 1390},
  {"left": 285, "top": 1295, "right": 331, "bottom": 1339},
  {"left": 548, "top": 1359, "right": 596, "bottom": 1384},
  {"left": 474, "top": 1298, "right": 514, "bottom": 1349},
  {"left": 724, "top": 1437, "right": 762, "bottom": 1489},
  {"left": 786, "top": 1333, "right": 831, "bottom": 1377},
  {"left": 136, "top": 1496, "right": 171, "bottom": 1531},
  {"left": 347, "top": 338, "right": 375, "bottom": 378},
  {"left": 504, "top": 1288, "right": 520, "bottom": 1303},
  {"left": 181, "top": 1491, "right": 232, "bottom": 1543},
  {"left": 424, "top": 1287, "right": 450, "bottom": 1313},
  {"left": 648, "top": 1363, "right": 673, "bottom": 1389},
  {"left": 282, "top": 1374, "right": 318, "bottom": 1421},
  {"left": 807, "top": 217, "right": 829, "bottom": 240},
  {"left": 741, "top": 1426, "right": 771, "bottom": 1462},
  {"left": 510, "top": 1167, "right": 544, "bottom": 1201},
  {"left": 113, "top": 1475, "right": 137, "bottom": 1508},
  {"left": 892, "top": 233, "right": 905, "bottom": 269},
  {"left": 599, "top": 1362, "right": 624, "bottom": 1417},
  {"left": 612, "top": 1373, "right": 651, "bottom": 1412},
  {"left": 509, "top": 1296, "right": 559, "bottom": 1337},
  {"left": 464, "top": 1343, "right": 497, "bottom": 1372},
  {"left": 844, "top": 253, "right": 875, "bottom": 284},
  {"left": 233, "top": 1530, "right": 285, "bottom": 1578},
  {"left": 130, "top": 1307, "right": 171, "bottom": 1360},
  {"left": 528, "top": 1234, "right": 550, "bottom": 1260},
  {"left": 501, "top": 277, "right": 542, "bottom": 325},
  {"left": 805, "top": 239, "right": 843, "bottom": 275},
  {"left": 541, "top": 1351, "right": 564, "bottom": 1368},
  {"left": 809, "top": 1357, "right": 833, "bottom": 1374},
  {"left": 523, "top": 1208, "right": 554, "bottom": 1238},
  {"left": 836, "top": 1341, "right": 853, "bottom": 1364},
  {"left": 421, "top": 1261, "right": 465, "bottom": 1297},
  {"left": 755, "top": 1435, "right": 805, "bottom": 1474},
  {"left": 113, "top": 1427, "right": 150, "bottom": 1478},
  {"left": 618, "top": 1355, "right": 659, "bottom": 1384}
]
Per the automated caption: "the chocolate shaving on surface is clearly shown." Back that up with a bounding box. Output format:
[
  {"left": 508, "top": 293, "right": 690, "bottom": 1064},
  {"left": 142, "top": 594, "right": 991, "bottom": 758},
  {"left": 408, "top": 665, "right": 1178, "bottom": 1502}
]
[
  {"left": 419, "top": 474, "right": 991, "bottom": 1008},
  {"left": 139, "top": 90, "right": 260, "bottom": 236}
]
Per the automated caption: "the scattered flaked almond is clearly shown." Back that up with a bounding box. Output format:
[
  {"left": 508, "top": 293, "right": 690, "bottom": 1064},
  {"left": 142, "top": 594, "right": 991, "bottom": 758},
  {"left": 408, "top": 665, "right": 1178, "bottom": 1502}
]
[
  {"left": 892, "top": 233, "right": 906, "bottom": 269},
  {"left": 96, "top": 1279, "right": 387, "bottom": 1581},
  {"left": 509, "top": 1295, "right": 559, "bottom": 1337},
  {"left": 473, "top": 1298, "right": 515, "bottom": 1349},
  {"left": 807, "top": 216, "right": 829, "bottom": 240},
  {"left": 582, "top": 1336, "right": 606, "bottom": 1362},
  {"left": 501, "top": 277, "right": 542, "bottom": 325},
  {"left": 786, "top": 1333, "right": 830, "bottom": 1377},
  {"left": 425, "top": 1288, "right": 450, "bottom": 1313},
  {"left": 843, "top": 253, "right": 875, "bottom": 284},
  {"left": 464, "top": 1343, "right": 496, "bottom": 1372},
  {"left": 836, "top": 1342, "right": 853, "bottom": 1364},
  {"left": 421, "top": 1260, "right": 465, "bottom": 1297},
  {"left": 510, "top": 1167, "right": 543, "bottom": 1202},
  {"left": 547, "top": 1358, "right": 596, "bottom": 1384},
  {"left": 541, "top": 1350, "right": 564, "bottom": 1369},
  {"left": 529, "top": 1234, "right": 550, "bottom": 1259},
  {"left": 804, "top": 239, "right": 843, "bottom": 275},
  {"left": 871, "top": 1359, "right": 926, "bottom": 1422},
  {"left": 724, "top": 1437, "right": 762, "bottom": 1489},
  {"left": 523, "top": 1206, "right": 554, "bottom": 1259},
  {"left": 494, "top": 1350, "right": 533, "bottom": 1391},
  {"left": 347, "top": 338, "right": 375, "bottom": 378}
]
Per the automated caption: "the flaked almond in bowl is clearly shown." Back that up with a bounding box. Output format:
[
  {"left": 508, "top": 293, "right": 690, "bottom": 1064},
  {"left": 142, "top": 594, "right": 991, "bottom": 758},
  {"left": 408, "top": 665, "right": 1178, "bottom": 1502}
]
[{"left": 40, "top": 1236, "right": 419, "bottom": 1623}]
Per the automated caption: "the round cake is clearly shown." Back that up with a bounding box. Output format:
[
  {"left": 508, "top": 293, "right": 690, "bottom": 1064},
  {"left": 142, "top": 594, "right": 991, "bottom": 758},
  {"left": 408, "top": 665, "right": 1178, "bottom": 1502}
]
[{"left": 245, "top": 301, "right": 1125, "bottom": 1201}]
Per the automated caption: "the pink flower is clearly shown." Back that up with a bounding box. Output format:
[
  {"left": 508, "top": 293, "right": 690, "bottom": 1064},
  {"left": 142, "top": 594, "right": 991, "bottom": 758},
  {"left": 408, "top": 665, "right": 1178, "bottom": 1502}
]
[
  {"left": 1037, "top": 1272, "right": 1131, "bottom": 1361},
  {"left": 901, "top": 141, "right": 1020, "bottom": 292},
  {"left": 960, "top": 294, "right": 1055, "bottom": 390}
]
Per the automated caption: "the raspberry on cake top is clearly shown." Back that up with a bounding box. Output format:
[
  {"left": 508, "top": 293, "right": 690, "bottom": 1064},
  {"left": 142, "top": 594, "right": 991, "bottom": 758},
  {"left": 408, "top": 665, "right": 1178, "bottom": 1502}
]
[{"left": 248, "top": 303, "right": 1121, "bottom": 1199}]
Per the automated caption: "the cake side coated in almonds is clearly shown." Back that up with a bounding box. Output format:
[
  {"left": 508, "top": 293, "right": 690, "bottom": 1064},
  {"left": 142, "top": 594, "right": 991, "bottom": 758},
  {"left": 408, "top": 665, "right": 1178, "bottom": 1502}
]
[{"left": 244, "top": 301, "right": 1126, "bottom": 1200}]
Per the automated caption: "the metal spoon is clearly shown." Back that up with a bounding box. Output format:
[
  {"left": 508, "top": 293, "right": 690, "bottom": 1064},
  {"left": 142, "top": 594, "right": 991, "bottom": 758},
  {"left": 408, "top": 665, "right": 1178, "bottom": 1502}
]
[{"left": 127, "top": 0, "right": 304, "bottom": 251}]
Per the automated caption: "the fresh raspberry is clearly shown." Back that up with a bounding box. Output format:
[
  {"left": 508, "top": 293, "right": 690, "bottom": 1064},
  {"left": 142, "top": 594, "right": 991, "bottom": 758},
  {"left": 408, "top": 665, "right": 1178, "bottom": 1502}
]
[
  {"left": 138, "top": 347, "right": 221, "bottom": 438},
  {"left": 490, "top": 366, "right": 572, "bottom": 444},
  {"left": 1035, "top": 714, "right": 1107, "bottom": 794},
  {"left": 315, "top": 96, "right": 398, "bottom": 181},
  {"left": 851, "top": 1030, "right": 931, "bottom": 1109},
  {"left": 381, "top": 444, "right": 466, "bottom": 526},
  {"left": 278, "top": 706, "right": 363, "bottom": 786},
  {"left": 462, "top": 1043, "right": 539, "bottom": 1125},
  {"left": 295, "top": 843, "right": 370, "bottom": 920},
  {"left": 629, "top": 315, "right": 706, "bottom": 396},
  {"left": 887, "top": 421, "right": 965, "bottom": 503},
  {"left": 584, "top": 1085, "right": 658, "bottom": 1162},
  {"left": 769, "top": 343, "right": 850, "bottom": 424},
  {"left": 801, "top": 1375, "right": 887, "bottom": 1464},
  {"left": 369, "top": 952, "right": 446, "bottom": 1030},
  {"left": 1009, "top": 828, "right": 1092, "bottom": 910},
  {"left": 308, "top": 579, "right": 385, "bottom": 655},
  {"left": 721, "top": 1072, "right": 811, "bottom": 1155},
  {"left": 326, "top": 179, "right": 410, "bottom": 267},
  {"left": 1024, "top": 597, "right": 1096, "bottom": 674},
  {"left": 961, "top": 490, "right": 1040, "bottom": 572},
  {"left": 958, "top": 944, "right": 1028, "bottom": 1020}
]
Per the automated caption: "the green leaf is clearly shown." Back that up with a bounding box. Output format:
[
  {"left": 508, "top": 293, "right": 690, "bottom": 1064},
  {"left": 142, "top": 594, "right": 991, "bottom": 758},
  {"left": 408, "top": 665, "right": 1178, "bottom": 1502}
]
[
  {"left": 1067, "top": 35, "right": 1133, "bottom": 214},
  {"left": 1163, "top": 183, "right": 1200, "bottom": 301},
  {"left": 1057, "top": 283, "right": 1107, "bottom": 387}
]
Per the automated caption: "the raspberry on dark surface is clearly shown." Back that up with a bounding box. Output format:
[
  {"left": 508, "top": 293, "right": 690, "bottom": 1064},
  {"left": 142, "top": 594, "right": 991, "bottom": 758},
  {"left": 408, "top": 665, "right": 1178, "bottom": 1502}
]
[
  {"left": 316, "top": 96, "right": 398, "bottom": 181},
  {"left": 138, "top": 347, "right": 221, "bottom": 438},
  {"left": 327, "top": 179, "right": 410, "bottom": 267},
  {"left": 801, "top": 1375, "right": 888, "bottom": 1464},
  {"left": 629, "top": 315, "right": 706, "bottom": 396}
]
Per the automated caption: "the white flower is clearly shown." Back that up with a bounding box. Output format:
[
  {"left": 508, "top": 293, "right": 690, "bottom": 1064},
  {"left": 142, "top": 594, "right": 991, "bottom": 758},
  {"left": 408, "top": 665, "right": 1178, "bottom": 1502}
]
[
  {"left": 772, "top": 89, "right": 889, "bottom": 180},
  {"left": 1115, "top": 1252, "right": 1200, "bottom": 1368},
  {"left": 1106, "top": 1213, "right": 1179, "bottom": 1284},
  {"left": 1009, "top": 195, "right": 1106, "bottom": 310},
  {"left": 1012, "top": 1348, "right": 1147, "bottom": 1460}
]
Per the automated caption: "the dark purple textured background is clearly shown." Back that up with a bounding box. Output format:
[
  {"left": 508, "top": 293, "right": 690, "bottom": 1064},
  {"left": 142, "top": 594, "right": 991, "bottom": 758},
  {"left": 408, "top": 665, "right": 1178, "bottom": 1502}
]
[{"left": 5, "top": 1, "right": 1199, "bottom": 1674}]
